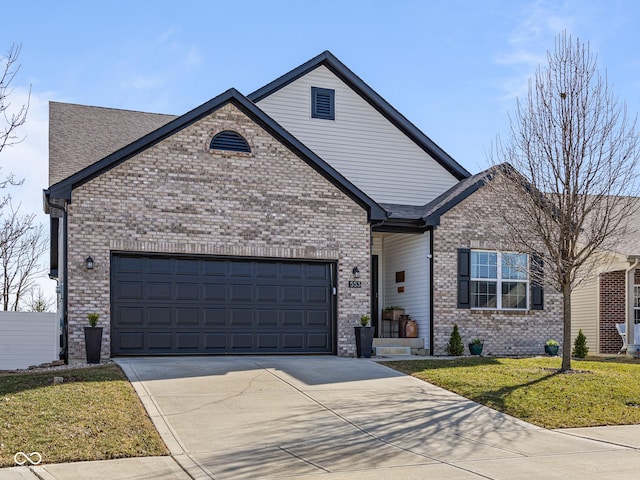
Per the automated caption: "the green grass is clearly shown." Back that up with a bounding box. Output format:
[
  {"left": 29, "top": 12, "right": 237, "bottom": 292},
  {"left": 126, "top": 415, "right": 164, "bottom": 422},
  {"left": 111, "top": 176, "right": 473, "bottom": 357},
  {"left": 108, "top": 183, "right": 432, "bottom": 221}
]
[
  {"left": 384, "top": 356, "right": 640, "bottom": 428},
  {"left": 0, "top": 364, "right": 168, "bottom": 467}
]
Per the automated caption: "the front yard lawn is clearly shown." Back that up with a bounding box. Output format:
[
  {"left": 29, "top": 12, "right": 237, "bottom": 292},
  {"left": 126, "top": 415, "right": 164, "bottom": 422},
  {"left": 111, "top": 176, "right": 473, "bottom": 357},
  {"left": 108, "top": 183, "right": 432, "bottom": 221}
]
[
  {"left": 385, "top": 356, "right": 640, "bottom": 428},
  {"left": 0, "top": 364, "right": 167, "bottom": 467}
]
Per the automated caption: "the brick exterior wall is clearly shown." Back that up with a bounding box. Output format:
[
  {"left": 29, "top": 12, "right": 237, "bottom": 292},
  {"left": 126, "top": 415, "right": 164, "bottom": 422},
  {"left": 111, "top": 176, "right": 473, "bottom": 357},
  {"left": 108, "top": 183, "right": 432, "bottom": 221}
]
[
  {"left": 432, "top": 180, "right": 563, "bottom": 356},
  {"left": 599, "top": 270, "right": 627, "bottom": 354},
  {"left": 65, "top": 103, "right": 371, "bottom": 360}
]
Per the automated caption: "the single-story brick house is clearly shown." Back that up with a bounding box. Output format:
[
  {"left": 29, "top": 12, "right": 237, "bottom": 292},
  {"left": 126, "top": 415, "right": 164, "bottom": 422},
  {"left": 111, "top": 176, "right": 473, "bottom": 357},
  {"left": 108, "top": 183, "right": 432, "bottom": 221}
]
[
  {"left": 44, "top": 51, "right": 562, "bottom": 362},
  {"left": 571, "top": 211, "right": 640, "bottom": 354}
]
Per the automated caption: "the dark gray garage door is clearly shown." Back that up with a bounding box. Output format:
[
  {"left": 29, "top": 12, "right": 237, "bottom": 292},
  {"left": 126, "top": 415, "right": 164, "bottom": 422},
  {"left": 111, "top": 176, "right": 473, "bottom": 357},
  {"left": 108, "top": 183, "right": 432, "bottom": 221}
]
[{"left": 111, "top": 254, "right": 335, "bottom": 355}]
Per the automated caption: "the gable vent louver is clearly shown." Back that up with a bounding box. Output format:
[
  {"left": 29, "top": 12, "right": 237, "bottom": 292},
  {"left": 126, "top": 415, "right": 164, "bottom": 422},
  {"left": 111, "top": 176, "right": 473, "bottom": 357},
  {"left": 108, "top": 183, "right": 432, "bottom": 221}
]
[
  {"left": 311, "top": 87, "right": 335, "bottom": 120},
  {"left": 210, "top": 130, "right": 251, "bottom": 152}
]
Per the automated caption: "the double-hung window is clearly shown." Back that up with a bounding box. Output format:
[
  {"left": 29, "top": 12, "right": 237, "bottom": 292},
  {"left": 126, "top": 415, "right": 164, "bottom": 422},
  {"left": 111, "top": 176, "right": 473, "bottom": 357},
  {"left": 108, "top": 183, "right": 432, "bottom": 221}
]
[
  {"left": 634, "top": 285, "right": 640, "bottom": 324},
  {"left": 470, "top": 251, "right": 529, "bottom": 309}
]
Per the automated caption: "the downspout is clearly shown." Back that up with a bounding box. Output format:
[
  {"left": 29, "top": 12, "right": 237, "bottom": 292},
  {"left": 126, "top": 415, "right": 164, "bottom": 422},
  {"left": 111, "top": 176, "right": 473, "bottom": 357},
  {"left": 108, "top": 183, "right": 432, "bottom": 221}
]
[
  {"left": 45, "top": 196, "right": 68, "bottom": 362},
  {"left": 626, "top": 257, "right": 640, "bottom": 356}
]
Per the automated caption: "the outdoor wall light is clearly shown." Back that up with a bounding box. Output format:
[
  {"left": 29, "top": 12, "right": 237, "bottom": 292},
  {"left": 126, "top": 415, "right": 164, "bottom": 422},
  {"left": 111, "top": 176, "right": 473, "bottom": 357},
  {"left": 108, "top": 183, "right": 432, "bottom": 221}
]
[
  {"left": 352, "top": 266, "right": 360, "bottom": 278},
  {"left": 86, "top": 256, "right": 94, "bottom": 270}
]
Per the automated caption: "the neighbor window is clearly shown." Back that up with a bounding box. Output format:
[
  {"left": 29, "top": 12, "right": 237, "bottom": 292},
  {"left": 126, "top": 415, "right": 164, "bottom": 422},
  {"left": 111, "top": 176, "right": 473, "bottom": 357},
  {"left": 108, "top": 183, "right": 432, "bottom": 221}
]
[
  {"left": 634, "top": 285, "right": 640, "bottom": 324},
  {"left": 470, "top": 251, "right": 529, "bottom": 309}
]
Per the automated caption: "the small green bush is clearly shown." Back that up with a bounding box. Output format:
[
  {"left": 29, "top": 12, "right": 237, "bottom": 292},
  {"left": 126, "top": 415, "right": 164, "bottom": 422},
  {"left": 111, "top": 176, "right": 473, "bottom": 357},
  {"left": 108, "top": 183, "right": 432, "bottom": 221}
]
[
  {"left": 572, "top": 329, "right": 589, "bottom": 358},
  {"left": 446, "top": 324, "right": 464, "bottom": 356},
  {"left": 360, "top": 314, "right": 370, "bottom": 327},
  {"left": 87, "top": 313, "right": 99, "bottom": 327}
]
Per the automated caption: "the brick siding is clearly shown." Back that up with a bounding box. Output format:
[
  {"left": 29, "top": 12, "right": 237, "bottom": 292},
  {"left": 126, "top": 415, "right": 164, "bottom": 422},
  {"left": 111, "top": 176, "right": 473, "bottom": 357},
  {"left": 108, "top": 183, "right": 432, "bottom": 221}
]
[
  {"left": 599, "top": 270, "right": 630, "bottom": 354},
  {"left": 65, "top": 103, "right": 370, "bottom": 360},
  {"left": 431, "top": 178, "right": 563, "bottom": 356}
]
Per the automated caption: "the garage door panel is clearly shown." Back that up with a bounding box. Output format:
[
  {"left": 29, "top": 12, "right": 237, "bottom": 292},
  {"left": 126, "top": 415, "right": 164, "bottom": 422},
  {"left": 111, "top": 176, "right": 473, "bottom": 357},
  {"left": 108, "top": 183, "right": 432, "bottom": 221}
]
[
  {"left": 256, "top": 310, "right": 278, "bottom": 325},
  {"left": 307, "top": 310, "right": 330, "bottom": 326},
  {"left": 256, "top": 285, "right": 278, "bottom": 302},
  {"left": 229, "top": 333, "right": 253, "bottom": 350},
  {"left": 306, "top": 286, "right": 329, "bottom": 303},
  {"left": 176, "top": 333, "right": 200, "bottom": 350},
  {"left": 117, "top": 281, "right": 143, "bottom": 299},
  {"left": 117, "top": 332, "right": 144, "bottom": 350},
  {"left": 283, "top": 310, "right": 304, "bottom": 326},
  {"left": 176, "top": 283, "right": 199, "bottom": 300},
  {"left": 148, "top": 282, "right": 172, "bottom": 300},
  {"left": 176, "top": 308, "right": 199, "bottom": 325},
  {"left": 282, "top": 286, "right": 303, "bottom": 302},
  {"left": 308, "top": 333, "right": 330, "bottom": 349},
  {"left": 148, "top": 308, "right": 172, "bottom": 325},
  {"left": 231, "top": 262, "right": 252, "bottom": 277},
  {"left": 203, "top": 283, "right": 226, "bottom": 301},
  {"left": 229, "top": 309, "right": 252, "bottom": 325},
  {"left": 176, "top": 259, "right": 199, "bottom": 275},
  {"left": 148, "top": 257, "right": 172, "bottom": 274},
  {"left": 111, "top": 255, "right": 334, "bottom": 355},
  {"left": 117, "top": 307, "right": 144, "bottom": 325},
  {"left": 282, "top": 264, "right": 303, "bottom": 278},
  {"left": 204, "top": 308, "right": 226, "bottom": 325},
  {"left": 148, "top": 333, "right": 172, "bottom": 350},
  {"left": 282, "top": 333, "right": 304, "bottom": 349}
]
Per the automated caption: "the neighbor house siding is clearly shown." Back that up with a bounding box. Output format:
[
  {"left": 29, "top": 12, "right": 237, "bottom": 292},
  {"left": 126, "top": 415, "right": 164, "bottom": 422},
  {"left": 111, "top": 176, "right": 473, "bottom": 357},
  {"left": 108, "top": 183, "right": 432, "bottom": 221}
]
[
  {"left": 382, "top": 232, "right": 430, "bottom": 349},
  {"left": 570, "top": 277, "right": 599, "bottom": 352},
  {"left": 256, "top": 65, "right": 459, "bottom": 206},
  {"left": 599, "top": 270, "right": 626, "bottom": 354},
  {"left": 64, "top": 103, "right": 370, "bottom": 360},
  {"left": 432, "top": 177, "right": 563, "bottom": 356}
]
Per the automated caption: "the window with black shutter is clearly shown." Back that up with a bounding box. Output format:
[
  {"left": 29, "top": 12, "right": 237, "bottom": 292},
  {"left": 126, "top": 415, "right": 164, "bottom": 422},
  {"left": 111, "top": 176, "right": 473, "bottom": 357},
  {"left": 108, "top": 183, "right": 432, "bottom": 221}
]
[{"left": 311, "top": 87, "right": 335, "bottom": 120}]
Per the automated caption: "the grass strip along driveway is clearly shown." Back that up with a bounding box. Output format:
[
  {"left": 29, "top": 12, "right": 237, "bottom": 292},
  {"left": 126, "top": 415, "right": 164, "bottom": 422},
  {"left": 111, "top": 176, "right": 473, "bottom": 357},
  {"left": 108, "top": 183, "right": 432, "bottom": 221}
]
[
  {"left": 0, "top": 364, "right": 167, "bottom": 467},
  {"left": 385, "top": 356, "right": 640, "bottom": 429}
]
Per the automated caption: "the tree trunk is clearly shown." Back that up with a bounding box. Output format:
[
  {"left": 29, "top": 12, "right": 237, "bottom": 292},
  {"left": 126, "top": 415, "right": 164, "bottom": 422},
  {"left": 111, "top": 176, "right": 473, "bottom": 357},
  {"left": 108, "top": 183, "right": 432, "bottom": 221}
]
[{"left": 561, "top": 283, "right": 572, "bottom": 371}]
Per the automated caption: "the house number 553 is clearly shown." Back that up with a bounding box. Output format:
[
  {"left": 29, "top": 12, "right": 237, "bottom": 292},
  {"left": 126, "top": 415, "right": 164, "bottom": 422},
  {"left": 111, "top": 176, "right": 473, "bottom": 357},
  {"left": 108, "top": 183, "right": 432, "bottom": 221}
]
[{"left": 348, "top": 281, "right": 362, "bottom": 288}]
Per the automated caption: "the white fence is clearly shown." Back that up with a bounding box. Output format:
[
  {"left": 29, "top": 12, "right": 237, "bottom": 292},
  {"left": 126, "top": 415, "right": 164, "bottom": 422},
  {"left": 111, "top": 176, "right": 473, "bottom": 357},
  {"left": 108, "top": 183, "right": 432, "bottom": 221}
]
[{"left": 0, "top": 312, "right": 58, "bottom": 370}]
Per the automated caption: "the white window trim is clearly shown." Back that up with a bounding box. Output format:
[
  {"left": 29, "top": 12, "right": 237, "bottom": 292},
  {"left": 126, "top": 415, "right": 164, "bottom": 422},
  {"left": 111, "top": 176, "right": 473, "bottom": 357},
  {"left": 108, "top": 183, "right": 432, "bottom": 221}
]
[{"left": 470, "top": 250, "right": 530, "bottom": 311}]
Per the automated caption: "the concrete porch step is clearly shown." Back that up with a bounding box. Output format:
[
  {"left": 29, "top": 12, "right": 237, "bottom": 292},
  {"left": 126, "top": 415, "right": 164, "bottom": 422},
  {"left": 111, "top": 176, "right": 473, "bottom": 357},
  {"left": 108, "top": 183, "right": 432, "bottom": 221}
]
[{"left": 374, "top": 346, "right": 412, "bottom": 356}]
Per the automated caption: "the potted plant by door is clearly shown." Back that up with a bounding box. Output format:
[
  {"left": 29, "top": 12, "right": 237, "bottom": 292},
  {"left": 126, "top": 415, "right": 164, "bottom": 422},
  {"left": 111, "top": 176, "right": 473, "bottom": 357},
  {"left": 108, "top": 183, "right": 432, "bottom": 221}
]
[
  {"left": 354, "top": 314, "right": 375, "bottom": 358},
  {"left": 545, "top": 339, "right": 559, "bottom": 356},
  {"left": 469, "top": 338, "right": 484, "bottom": 356},
  {"left": 84, "top": 313, "right": 103, "bottom": 364}
]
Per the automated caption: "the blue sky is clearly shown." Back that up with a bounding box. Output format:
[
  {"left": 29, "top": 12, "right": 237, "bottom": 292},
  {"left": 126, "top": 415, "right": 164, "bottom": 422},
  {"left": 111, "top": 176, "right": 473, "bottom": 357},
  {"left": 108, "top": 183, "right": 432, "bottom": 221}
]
[{"left": 2, "top": 0, "right": 640, "bottom": 294}]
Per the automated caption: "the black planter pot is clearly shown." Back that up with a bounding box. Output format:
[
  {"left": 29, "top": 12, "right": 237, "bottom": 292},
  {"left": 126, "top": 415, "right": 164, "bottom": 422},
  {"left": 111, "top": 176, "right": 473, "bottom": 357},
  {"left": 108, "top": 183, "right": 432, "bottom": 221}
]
[
  {"left": 545, "top": 344, "right": 559, "bottom": 356},
  {"left": 469, "top": 343, "right": 483, "bottom": 356},
  {"left": 84, "top": 326, "right": 103, "bottom": 364},
  {"left": 354, "top": 326, "right": 375, "bottom": 358}
]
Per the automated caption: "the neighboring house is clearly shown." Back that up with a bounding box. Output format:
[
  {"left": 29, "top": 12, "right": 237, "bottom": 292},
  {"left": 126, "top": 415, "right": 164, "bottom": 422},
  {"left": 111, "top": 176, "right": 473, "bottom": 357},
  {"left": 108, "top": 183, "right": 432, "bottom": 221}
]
[
  {"left": 44, "top": 51, "right": 561, "bottom": 362},
  {"left": 571, "top": 211, "right": 640, "bottom": 354}
]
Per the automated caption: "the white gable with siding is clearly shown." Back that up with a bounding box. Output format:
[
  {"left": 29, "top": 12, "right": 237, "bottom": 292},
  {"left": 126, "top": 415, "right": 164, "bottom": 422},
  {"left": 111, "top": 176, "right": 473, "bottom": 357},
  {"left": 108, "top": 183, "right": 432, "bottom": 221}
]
[{"left": 256, "top": 65, "right": 459, "bottom": 206}]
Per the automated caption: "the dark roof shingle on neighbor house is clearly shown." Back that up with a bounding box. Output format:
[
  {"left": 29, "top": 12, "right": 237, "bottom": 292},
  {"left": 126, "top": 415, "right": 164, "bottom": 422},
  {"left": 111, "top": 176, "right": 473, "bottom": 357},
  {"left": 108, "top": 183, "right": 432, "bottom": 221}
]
[{"left": 49, "top": 102, "right": 177, "bottom": 186}]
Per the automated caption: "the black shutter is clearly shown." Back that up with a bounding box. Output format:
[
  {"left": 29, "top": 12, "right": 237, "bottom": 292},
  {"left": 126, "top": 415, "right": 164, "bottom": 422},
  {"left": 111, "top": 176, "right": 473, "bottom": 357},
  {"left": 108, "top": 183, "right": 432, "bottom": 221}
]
[
  {"left": 458, "top": 248, "right": 471, "bottom": 309},
  {"left": 531, "top": 254, "right": 544, "bottom": 310}
]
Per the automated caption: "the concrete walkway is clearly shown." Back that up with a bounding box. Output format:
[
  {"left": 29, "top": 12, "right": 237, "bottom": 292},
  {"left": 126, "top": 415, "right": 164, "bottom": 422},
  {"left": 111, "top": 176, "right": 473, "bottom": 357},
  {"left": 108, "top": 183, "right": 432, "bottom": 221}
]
[{"left": 5, "top": 356, "right": 640, "bottom": 479}]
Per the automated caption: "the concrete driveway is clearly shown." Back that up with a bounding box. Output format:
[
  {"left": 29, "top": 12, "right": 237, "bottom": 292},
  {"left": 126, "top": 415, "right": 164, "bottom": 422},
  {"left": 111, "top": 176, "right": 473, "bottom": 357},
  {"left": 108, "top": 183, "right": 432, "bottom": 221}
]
[{"left": 114, "top": 356, "right": 640, "bottom": 480}]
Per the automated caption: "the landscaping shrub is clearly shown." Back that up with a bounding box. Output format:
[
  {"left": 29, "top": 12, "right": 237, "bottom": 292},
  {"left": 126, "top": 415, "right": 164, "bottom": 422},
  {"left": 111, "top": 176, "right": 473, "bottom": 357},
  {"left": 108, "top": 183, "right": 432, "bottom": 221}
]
[
  {"left": 446, "top": 324, "right": 464, "bottom": 356},
  {"left": 572, "top": 329, "right": 589, "bottom": 358}
]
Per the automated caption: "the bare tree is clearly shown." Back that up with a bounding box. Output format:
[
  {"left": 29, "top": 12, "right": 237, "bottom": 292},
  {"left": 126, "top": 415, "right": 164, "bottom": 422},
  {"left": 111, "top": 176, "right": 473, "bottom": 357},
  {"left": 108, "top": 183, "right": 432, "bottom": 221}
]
[
  {"left": 490, "top": 32, "right": 640, "bottom": 371},
  {"left": 0, "top": 204, "right": 47, "bottom": 311},
  {"left": 0, "top": 43, "right": 29, "bottom": 155},
  {"left": 24, "top": 287, "right": 55, "bottom": 312}
]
